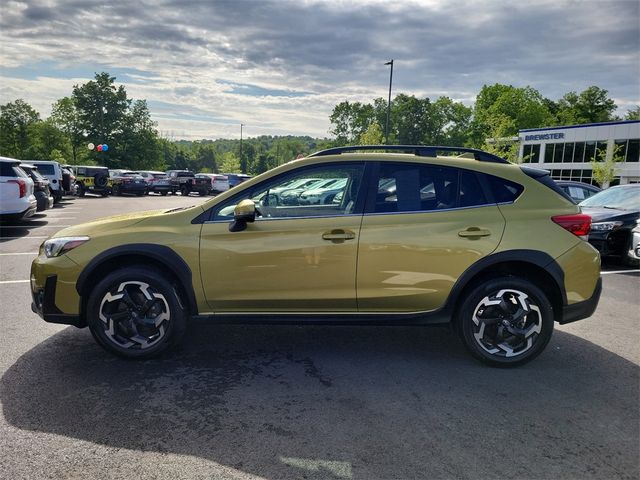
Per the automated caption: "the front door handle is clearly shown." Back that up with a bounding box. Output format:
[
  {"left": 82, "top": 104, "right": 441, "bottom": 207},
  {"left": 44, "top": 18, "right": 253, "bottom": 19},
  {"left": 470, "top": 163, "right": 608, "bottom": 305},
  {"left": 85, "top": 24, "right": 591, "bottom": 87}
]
[
  {"left": 322, "top": 229, "right": 356, "bottom": 242},
  {"left": 458, "top": 227, "right": 491, "bottom": 238}
]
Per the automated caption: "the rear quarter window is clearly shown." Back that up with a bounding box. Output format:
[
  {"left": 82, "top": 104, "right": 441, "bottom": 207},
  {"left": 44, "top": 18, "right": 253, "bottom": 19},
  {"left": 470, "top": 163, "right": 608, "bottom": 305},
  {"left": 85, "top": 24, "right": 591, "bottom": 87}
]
[
  {"left": 485, "top": 174, "right": 524, "bottom": 203},
  {"left": 33, "top": 164, "right": 55, "bottom": 175},
  {"left": 0, "top": 163, "right": 28, "bottom": 178}
]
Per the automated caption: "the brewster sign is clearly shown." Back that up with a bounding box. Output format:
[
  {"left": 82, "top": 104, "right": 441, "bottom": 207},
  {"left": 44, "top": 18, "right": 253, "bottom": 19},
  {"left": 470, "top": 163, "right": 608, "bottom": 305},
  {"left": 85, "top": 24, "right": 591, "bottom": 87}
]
[{"left": 523, "top": 133, "right": 565, "bottom": 141}]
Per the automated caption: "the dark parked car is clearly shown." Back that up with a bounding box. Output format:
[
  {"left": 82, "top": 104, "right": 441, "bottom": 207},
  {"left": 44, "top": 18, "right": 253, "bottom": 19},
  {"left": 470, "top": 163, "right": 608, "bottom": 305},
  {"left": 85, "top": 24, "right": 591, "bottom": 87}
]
[
  {"left": 166, "top": 170, "right": 209, "bottom": 196},
  {"left": 135, "top": 171, "right": 172, "bottom": 195},
  {"left": 555, "top": 180, "right": 601, "bottom": 203},
  {"left": 579, "top": 184, "right": 640, "bottom": 266},
  {"left": 60, "top": 166, "right": 75, "bottom": 195},
  {"left": 110, "top": 171, "right": 149, "bottom": 196},
  {"left": 225, "top": 173, "right": 252, "bottom": 188},
  {"left": 19, "top": 163, "right": 54, "bottom": 211}
]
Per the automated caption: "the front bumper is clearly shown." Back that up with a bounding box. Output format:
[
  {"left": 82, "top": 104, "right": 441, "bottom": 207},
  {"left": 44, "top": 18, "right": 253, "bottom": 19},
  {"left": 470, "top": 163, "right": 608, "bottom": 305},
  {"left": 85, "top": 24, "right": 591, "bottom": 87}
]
[
  {"left": 560, "top": 277, "right": 602, "bottom": 325},
  {"left": 31, "top": 275, "right": 83, "bottom": 327},
  {"left": 588, "top": 230, "right": 629, "bottom": 257}
]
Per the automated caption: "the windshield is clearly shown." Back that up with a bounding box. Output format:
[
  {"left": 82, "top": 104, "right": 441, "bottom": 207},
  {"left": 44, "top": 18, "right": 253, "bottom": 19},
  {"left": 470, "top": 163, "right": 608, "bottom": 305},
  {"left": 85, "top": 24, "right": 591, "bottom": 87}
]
[{"left": 579, "top": 186, "right": 640, "bottom": 210}]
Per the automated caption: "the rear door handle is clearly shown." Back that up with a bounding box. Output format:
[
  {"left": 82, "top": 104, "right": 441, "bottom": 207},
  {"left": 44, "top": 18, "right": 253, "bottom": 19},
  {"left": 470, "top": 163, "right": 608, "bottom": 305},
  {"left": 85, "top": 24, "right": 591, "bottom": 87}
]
[
  {"left": 458, "top": 227, "right": 491, "bottom": 238},
  {"left": 322, "top": 229, "right": 356, "bottom": 241}
]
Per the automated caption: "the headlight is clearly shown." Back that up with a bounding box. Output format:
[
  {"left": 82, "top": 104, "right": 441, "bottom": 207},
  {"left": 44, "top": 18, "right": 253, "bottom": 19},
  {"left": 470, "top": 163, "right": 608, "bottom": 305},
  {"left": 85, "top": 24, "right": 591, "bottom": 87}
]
[
  {"left": 590, "top": 221, "right": 623, "bottom": 231},
  {"left": 43, "top": 236, "right": 90, "bottom": 258}
]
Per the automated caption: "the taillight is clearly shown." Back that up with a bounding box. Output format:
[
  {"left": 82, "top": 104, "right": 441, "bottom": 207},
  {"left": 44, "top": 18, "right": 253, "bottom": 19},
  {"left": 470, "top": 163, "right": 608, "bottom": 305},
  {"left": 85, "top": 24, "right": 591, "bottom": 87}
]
[
  {"left": 551, "top": 214, "right": 591, "bottom": 239},
  {"left": 8, "top": 179, "right": 27, "bottom": 198}
]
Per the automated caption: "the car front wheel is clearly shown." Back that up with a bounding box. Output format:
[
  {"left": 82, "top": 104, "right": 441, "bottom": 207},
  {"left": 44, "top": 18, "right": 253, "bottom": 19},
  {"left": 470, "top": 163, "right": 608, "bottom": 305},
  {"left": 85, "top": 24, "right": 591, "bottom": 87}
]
[
  {"left": 86, "top": 267, "right": 187, "bottom": 359},
  {"left": 456, "top": 277, "right": 554, "bottom": 367}
]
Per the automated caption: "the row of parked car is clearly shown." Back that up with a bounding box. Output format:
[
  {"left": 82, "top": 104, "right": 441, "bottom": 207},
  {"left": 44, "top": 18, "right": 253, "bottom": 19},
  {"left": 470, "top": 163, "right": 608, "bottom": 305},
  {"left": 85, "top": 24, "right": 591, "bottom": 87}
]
[{"left": 0, "top": 157, "right": 253, "bottom": 220}]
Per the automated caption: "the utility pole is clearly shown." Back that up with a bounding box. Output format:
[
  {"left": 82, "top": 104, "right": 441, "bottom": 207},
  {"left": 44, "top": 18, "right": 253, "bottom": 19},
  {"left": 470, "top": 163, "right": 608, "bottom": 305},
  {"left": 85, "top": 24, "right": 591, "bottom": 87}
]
[{"left": 384, "top": 59, "right": 394, "bottom": 145}]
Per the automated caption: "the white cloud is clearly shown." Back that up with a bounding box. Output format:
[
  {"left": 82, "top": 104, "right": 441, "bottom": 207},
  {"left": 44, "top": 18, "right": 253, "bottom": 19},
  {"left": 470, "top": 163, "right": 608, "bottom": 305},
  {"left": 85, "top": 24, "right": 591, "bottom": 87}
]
[{"left": 0, "top": 0, "right": 638, "bottom": 139}]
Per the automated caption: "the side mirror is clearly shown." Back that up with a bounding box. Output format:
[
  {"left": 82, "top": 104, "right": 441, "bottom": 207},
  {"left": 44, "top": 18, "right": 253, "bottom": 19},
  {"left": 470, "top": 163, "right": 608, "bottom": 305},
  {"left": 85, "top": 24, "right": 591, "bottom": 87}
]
[{"left": 229, "top": 199, "right": 256, "bottom": 232}]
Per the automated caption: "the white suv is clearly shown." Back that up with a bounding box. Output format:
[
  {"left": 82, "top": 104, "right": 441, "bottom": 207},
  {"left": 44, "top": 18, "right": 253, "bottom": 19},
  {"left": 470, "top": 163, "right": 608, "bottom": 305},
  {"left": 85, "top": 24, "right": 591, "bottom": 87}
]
[
  {"left": 27, "top": 160, "right": 64, "bottom": 202},
  {"left": 0, "top": 157, "right": 37, "bottom": 220}
]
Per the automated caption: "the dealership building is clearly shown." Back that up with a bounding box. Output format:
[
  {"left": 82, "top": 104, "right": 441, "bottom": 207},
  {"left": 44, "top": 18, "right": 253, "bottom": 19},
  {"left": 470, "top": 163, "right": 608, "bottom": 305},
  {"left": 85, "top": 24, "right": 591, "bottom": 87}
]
[{"left": 518, "top": 120, "right": 640, "bottom": 185}]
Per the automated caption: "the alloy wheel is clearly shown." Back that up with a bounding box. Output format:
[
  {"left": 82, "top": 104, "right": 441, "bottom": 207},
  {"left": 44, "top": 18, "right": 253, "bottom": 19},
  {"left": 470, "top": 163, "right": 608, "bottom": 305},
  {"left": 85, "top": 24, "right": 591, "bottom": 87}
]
[
  {"left": 98, "top": 281, "right": 170, "bottom": 350},
  {"left": 471, "top": 288, "right": 543, "bottom": 358}
]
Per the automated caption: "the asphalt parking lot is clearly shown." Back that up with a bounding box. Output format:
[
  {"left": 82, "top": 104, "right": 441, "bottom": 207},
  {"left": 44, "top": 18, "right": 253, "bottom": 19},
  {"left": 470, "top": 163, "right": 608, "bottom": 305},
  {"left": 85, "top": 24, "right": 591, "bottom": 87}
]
[{"left": 0, "top": 194, "right": 638, "bottom": 480}]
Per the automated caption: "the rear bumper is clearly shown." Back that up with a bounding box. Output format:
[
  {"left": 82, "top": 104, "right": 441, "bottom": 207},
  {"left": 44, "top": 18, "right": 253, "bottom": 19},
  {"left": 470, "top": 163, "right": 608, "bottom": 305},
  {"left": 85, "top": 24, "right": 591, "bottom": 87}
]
[
  {"left": 0, "top": 201, "right": 37, "bottom": 220},
  {"left": 31, "top": 275, "right": 83, "bottom": 327},
  {"left": 560, "top": 277, "right": 602, "bottom": 325}
]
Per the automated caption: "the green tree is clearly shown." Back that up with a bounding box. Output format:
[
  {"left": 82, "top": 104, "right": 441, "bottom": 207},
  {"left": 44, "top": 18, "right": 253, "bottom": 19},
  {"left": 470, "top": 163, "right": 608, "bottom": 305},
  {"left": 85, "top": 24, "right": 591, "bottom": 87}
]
[
  {"left": 429, "top": 96, "right": 473, "bottom": 146},
  {"left": 556, "top": 86, "right": 617, "bottom": 124},
  {"left": 72, "top": 72, "right": 130, "bottom": 167},
  {"left": 26, "top": 120, "right": 71, "bottom": 161},
  {"left": 219, "top": 152, "right": 241, "bottom": 173},
  {"left": 625, "top": 106, "right": 640, "bottom": 121},
  {"left": 390, "top": 94, "right": 430, "bottom": 145},
  {"left": 481, "top": 114, "right": 521, "bottom": 163},
  {"left": 591, "top": 145, "right": 623, "bottom": 188},
  {"left": 358, "top": 122, "right": 384, "bottom": 145},
  {"left": 329, "top": 101, "right": 375, "bottom": 145},
  {"left": 50, "top": 97, "right": 85, "bottom": 164},
  {"left": 0, "top": 99, "right": 40, "bottom": 158},
  {"left": 470, "top": 84, "right": 554, "bottom": 146},
  {"left": 118, "top": 100, "right": 162, "bottom": 170}
]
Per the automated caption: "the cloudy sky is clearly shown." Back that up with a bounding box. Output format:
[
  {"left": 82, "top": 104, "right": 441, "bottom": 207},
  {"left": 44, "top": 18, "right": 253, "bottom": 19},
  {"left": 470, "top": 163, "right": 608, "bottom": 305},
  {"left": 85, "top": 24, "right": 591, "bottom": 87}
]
[{"left": 1, "top": 0, "right": 638, "bottom": 140}]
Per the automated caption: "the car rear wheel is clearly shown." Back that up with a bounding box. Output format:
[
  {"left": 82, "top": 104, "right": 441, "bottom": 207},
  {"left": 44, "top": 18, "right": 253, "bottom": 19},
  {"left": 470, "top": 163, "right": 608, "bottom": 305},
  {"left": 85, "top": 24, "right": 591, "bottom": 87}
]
[
  {"left": 86, "top": 267, "right": 187, "bottom": 359},
  {"left": 456, "top": 277, "right": 554, "bottom": 367}
]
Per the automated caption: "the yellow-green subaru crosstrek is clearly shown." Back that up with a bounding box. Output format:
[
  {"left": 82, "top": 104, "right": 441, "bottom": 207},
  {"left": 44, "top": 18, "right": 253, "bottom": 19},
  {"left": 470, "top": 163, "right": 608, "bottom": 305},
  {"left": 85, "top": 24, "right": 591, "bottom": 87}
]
[{"left": 31, "top": 146, "right": 602, "bottom": 366}]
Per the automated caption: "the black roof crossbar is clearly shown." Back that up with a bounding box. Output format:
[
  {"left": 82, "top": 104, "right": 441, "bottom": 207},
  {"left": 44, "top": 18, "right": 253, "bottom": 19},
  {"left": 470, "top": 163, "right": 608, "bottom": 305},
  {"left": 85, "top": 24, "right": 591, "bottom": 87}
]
[{"left": 308, "top": 145, "right": 509, "bottom": 164}]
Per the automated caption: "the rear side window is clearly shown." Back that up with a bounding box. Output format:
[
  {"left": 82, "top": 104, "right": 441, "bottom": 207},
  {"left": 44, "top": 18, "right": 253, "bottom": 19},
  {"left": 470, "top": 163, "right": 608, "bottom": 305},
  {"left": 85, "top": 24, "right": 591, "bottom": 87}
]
[{"left": 372, "top": 163, "right": 490, "bottom": 214}]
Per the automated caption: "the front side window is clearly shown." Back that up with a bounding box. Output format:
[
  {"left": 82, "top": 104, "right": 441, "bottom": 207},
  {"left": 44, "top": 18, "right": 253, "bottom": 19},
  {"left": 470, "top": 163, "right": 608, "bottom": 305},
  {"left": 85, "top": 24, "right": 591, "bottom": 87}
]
[
  {"left": 212, "top": 163, "right": 365, "bottom": 221},
  {"left": 372, "top": 163, "right": 490, "bottom": 214}
]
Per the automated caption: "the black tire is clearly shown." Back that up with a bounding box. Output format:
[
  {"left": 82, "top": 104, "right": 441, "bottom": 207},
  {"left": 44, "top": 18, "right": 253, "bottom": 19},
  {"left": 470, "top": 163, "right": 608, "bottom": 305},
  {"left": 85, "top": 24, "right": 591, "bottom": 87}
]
[
  {"left": 160, "top": 191, "right": 168, "bottom": 196},
  {"left": 180, "top": 185, "right": 189, "bottom": 196},
  {"left": 86, "top": 266, "right": 187, "bottom": 359},
  {"left": 77, "top": 184, "right": 85, "bottom": 197},
  {"left": 112, "top": 185, "right": 121, "bottom": 196},
  {"left": 94, "top": 174, "right": 108, "bottom": 188},
  {"left": 199, "top": 190, "right": 206, "bottom": 196},
  {"left": 456, "top": 277, "right": 554, "bottom": 367}
]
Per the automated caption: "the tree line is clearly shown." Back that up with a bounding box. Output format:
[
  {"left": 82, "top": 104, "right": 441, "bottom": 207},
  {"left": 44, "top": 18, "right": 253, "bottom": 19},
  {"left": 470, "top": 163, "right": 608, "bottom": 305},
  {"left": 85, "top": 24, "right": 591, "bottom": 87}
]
[{"left": 1, "top": 72, "right": 638, "bottom": 174}]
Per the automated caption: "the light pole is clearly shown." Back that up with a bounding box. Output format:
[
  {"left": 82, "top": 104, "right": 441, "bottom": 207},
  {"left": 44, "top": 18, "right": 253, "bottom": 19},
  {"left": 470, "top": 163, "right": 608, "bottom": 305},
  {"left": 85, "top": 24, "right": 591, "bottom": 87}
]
[
  {"left": 384, "top": 59, "right": 394, "bottom": 145},
  {"left": 240, "top": 123, "right": 245, "bottom": 173}
]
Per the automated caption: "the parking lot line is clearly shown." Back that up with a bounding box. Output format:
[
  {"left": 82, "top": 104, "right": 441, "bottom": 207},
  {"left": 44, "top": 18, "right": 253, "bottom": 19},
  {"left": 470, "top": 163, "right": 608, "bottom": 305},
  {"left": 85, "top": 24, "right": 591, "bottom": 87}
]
[
  {"left": 0, "top": 253, "right": 38, "bottom": 256},
  {"left": 0, "top": 280, "right": 29, "bottom": 284},
  {"left": 601, "top": 269, "right": 640, "bottom": 275},
  {"left": 1, "top": 236, "right": 49, "bottom": 239},
  {"left": 0, "top": 225, "right": 71, "bottom": 228}
]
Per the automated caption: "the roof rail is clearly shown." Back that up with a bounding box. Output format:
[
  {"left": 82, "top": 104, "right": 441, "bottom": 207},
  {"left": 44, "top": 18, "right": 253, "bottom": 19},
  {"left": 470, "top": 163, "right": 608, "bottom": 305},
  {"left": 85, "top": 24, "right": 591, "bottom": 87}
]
[{"left": 308, "top": 145, "right": 509, "bottom": 164}]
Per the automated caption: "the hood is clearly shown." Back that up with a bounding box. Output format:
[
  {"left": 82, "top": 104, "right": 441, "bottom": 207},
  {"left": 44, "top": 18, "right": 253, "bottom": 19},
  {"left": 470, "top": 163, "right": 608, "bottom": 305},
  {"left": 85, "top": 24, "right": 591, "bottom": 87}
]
[
  {"left": 580, "top": 206, "right": 640, "bottom": 224},
  {"left": 50, "top": 207, "right": 198, "bottom": 238}
]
